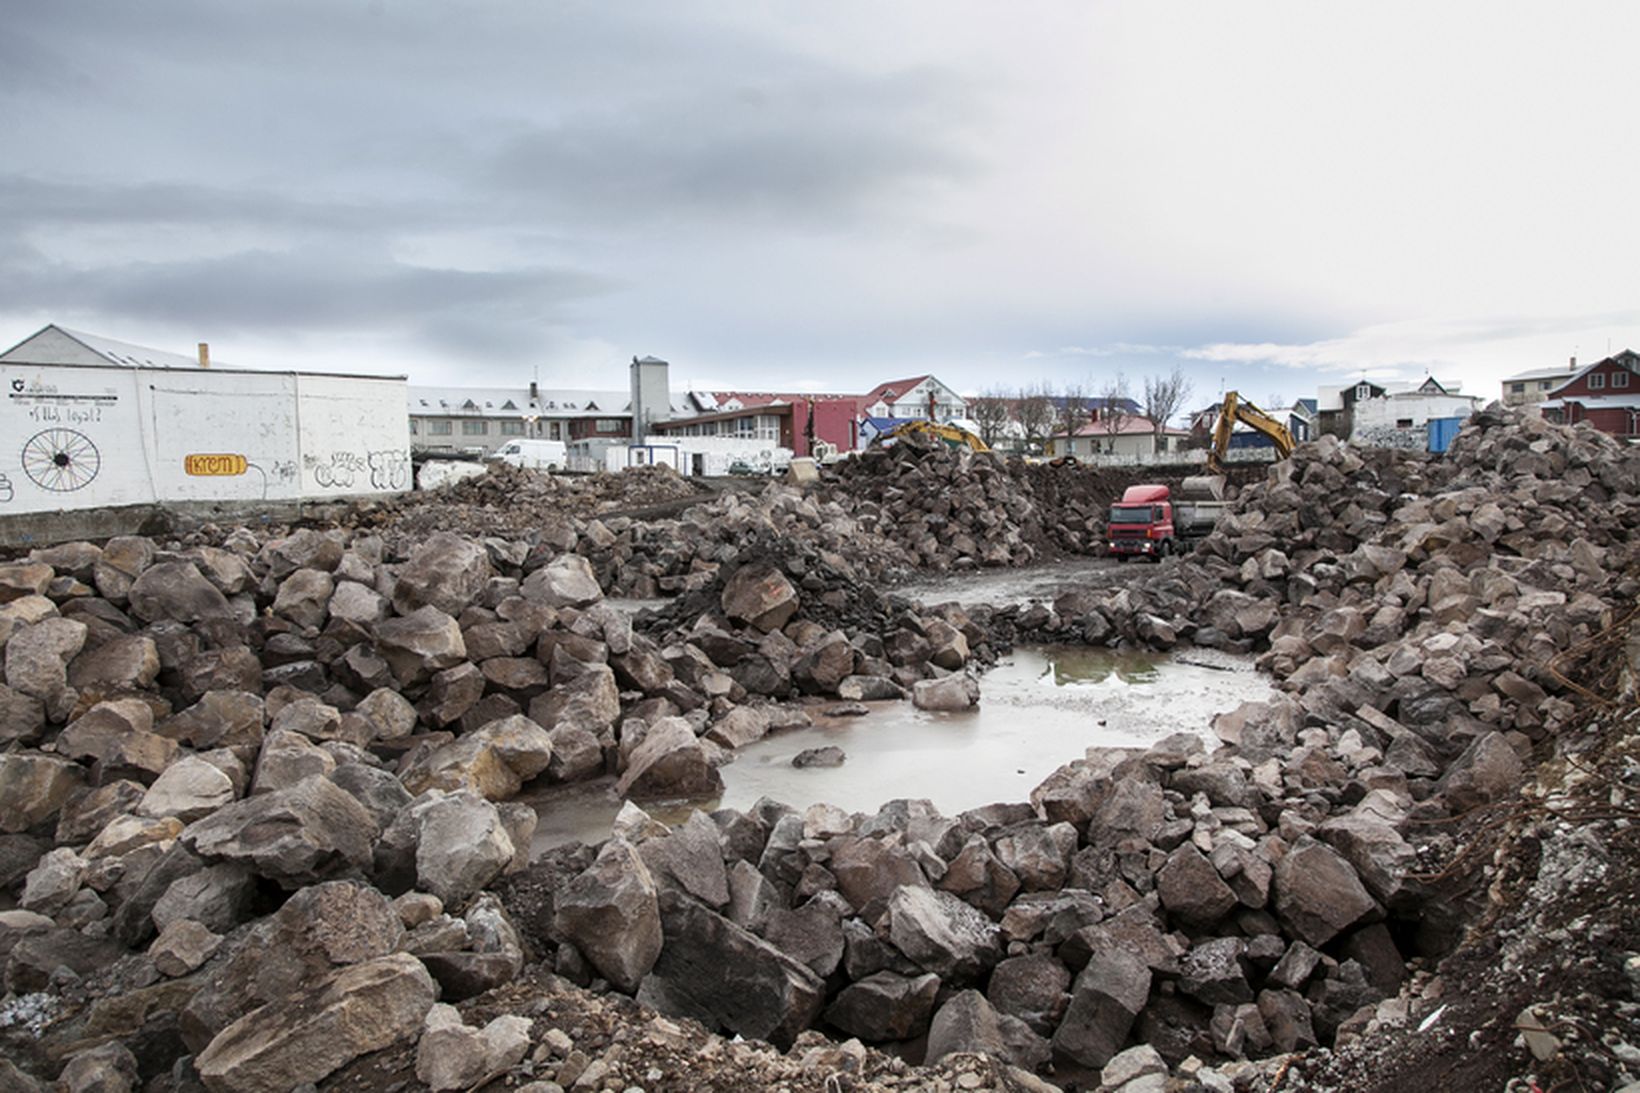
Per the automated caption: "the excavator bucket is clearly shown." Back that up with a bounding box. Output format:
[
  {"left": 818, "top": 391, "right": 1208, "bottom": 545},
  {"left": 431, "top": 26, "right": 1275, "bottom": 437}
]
[{"left": 1179, "top": 475, "right": 1225, "bottom": 500}]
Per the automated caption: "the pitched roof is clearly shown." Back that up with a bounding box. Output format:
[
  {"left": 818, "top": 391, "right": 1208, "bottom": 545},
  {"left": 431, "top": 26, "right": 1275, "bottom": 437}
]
[
  {"left": 861, "top": 375, "right": 932, "bottom": 405},
  {"left": 1056, "top": 416, "right": 1188, "bottom": 439},
  {"left": 1546, "top": 349, "right": 1640, "bottom": 399},
  {"left": 3, "top": 323, "right": 209, "bottom": 369},
  {"left": 407, "top": 384, "right": 693, "bottom": 419}
]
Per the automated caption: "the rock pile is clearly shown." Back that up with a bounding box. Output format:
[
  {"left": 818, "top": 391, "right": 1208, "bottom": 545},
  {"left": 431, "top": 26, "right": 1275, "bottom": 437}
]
[
  {"left": 820, "top": 436, "right": 1046, "bottom": 570},
  {"left": 352, "top": 462, "right": 709, "bottom": 544},
  {"left": 1, "top": 408, "right": 1637, "bottom": 1091}
]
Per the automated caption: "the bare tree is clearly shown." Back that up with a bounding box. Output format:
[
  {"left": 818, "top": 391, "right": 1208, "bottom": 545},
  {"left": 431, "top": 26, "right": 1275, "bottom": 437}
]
[
  {"left": 1098, "top": 372, "right": 1134, "bottom": 450},
  {"left": 1056, "top": 383, "right": 1091, "bottom": 452},
  {"left": 968, "top": 388, "right": 1013, "bottom": 448},
  {"left": 1142, "top": 366, "right": 1194, "bottom": 453},
  {"left": 1015, "top": 384, "right": 1054, "bottom": 454}
]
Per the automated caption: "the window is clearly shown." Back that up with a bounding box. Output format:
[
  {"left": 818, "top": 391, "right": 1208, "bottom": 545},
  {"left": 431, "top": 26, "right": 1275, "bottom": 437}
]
[
  {"left": 1355, "top": 384, "right": 1372, "bottom": 401},
  {"left": 462, "top": 420, "right": 488, "bottom": 436},
  {"left": 430, "top": 420, "right": 453, "bottom": 436},
  {"left": 1396, "top": 418, "right": 1414, "bottom": 428},
  {"left": 1589, "top": 373, "right": 1606, "bottom": 390},
  {"left": 1538, "top": 381, "right": 1553, "bottom": 391},
  {"left": 500, "top": 421, "right": 524, "bottom": 436},
  {"left": 1614, "top": 372, "right": 1630, "bottom": 389},
  {"left": 409, "top": 420, "right": 419, "bottom": 434},
  {"left": 1509, "top": 383, "right": 1526, "bottom": 394},
  {"left": 596, "top": 419, "right": 622, "bottom": 434}
]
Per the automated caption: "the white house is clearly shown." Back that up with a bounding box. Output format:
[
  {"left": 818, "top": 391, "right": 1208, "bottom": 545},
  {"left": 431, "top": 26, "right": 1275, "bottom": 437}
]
[
  {"left": 1348, "top": 377, "right": 1480, "bottom": 437},
  {"left": 1046, "top": 415, "right": 1191, "bottom": 459},
  {"left": 860, "top": 375, "right": 967, "bottom": 423}
]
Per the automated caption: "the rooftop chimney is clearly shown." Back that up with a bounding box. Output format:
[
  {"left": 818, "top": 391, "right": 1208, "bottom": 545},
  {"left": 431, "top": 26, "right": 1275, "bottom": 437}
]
[
  {"left": 529, "top": 380, "right": 538, "bottom": 400},
  {"left": 197, "top": 343, "right": 210, "bottom": 369},
  {"left": 1569, "top": 355, "right": 1577, "bottom": 372}
]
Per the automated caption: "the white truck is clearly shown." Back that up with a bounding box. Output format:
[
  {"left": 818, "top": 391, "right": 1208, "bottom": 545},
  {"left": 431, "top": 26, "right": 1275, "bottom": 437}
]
[{"left": 490, "top": 438, "right": 566, "bottom": 471}]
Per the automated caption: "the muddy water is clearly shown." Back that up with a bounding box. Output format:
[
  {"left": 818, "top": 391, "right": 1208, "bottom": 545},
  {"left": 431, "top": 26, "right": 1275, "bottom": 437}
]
[{"left": 524, "top": 645, "right": 1274, "bottom": 854}]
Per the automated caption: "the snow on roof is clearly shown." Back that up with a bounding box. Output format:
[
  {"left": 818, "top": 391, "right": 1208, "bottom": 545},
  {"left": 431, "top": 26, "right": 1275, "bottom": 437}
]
[{"left": 408, "top": 384, "right": 694, "bottom": 418}]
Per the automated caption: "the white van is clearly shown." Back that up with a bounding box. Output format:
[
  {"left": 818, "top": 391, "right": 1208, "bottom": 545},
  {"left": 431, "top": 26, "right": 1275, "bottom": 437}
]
[{"left": 490, "top": 438, "right": 567, "bottom": 471}]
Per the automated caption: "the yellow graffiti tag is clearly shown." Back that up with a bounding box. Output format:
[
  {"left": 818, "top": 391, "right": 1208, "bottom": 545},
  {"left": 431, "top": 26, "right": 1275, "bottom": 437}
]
[{"left": 183, "top": 453, "right": 248, "bottom": 477}]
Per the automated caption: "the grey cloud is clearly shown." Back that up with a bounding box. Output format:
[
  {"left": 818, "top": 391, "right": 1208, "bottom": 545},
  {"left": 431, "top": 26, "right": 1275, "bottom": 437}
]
[
  {"left": 480, "top": 71, "right": 979, "bottom": 230},
  {"left": 2, "top": 247, "right": 612, "bottom": 336}
]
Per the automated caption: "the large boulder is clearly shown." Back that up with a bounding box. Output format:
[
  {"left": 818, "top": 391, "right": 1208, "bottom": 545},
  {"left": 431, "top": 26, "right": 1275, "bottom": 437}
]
[
  {"left": 6, "top": 617, "right": 87, "bottom": 700},
  {"left": 374, "top": 607, "right": 466, "bottom": 686},
  {"left": 194, "top": 953, "right": 435, "bottom": 1093},
  {"left": 521, "top": 554, "right": 603, "bottom": 608},
  {"left": 720, "top": 564, "right": 799, "bottom": 633},
  {"left": 1156, "top": 843, "right": 1238, "bottom": 928},
  {"left": 0, "top": 752, "right": 84, "bottom": 833},
  {"left": 885, "top": 884, "right": 1003, "bottom": 982},
  {"left": 127, "top": 561, "right": 234, "bottom": 624},
  {"left": 912, "top": 674, "right": 981, "bottom": 712},
  {"left": 824, "top": 970, "right": 940, "bottom": 1042},
  {"left": 614, "top": 717, "right": 723, "bottom": 801},
  {"left": 553, "top": 838, "right": 663, "bottom": 993},
  {"left": 138, "top": 757, "right": 237, "bottom": 821},
  {"left": 1052, "top": 948, "right": 1153, "bottom": 1069},
  {"left": 637, "top": 811, "right": 730, "bottom": 910},
  {"left": 414, "top": 791, "right": 517, "bottom": 906},
  {"left": 400, "top": 715, "right": 554, "bottom": 801},
  {"left": 57, "top": 698, "right": 179, "bottom": 778},
  {"left": 925, "top": 989, "right": 1049, "bottom": 1071},
  {"left": 638, "top": 889, "right": 824, "bottom": 1049},
  {"left": 1272, "top": 836, "right": 1380, "bottom": 948},
  {"left": 66, "top": 634, "right": 161, "bottom": 695},
  {"left": 392, "top": 533, "right": 494, "bottom": 616},
  {"left": 271, "top": 568, "right": 335, "bottom": 630},
  {"left": 182, "top": 775, "right": 378, "bottom": 887}
]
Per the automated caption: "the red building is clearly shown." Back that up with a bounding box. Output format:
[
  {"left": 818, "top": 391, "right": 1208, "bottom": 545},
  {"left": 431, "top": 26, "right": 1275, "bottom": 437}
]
[
  {"left": 652, "top": 392, "right": 863, "bottom": 456},
  {"left": 1540, "top": 350, "right": 1640, "bottom": 440}
]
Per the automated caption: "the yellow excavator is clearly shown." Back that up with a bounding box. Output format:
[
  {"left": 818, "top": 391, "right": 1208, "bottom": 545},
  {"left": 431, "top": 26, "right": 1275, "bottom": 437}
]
[
  {"left": 1207, "top": 391, "right": 1295, "bottom": 474},
  {"left": 874, "top": 420, "right": 991, "bottom": 453}
]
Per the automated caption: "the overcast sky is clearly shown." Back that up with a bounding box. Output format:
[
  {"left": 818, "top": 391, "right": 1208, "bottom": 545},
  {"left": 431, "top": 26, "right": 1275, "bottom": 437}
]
[{"left": 5, "top": 2, "right": 1638, "bottom": 410}]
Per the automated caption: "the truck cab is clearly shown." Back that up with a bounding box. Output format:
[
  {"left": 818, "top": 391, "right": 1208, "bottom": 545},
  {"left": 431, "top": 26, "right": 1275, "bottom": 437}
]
[{"left": 1106, "top": 484, "right": 1174, "bottom": 562}]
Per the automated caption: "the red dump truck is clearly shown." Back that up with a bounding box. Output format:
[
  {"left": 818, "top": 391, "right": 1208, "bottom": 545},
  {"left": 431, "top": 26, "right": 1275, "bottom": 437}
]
[{"left": 1105, "top": 479, "right": 1228, "bottom": 562}]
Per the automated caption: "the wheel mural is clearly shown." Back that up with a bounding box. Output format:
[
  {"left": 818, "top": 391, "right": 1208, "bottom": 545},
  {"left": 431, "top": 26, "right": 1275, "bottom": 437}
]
[{"left": 21, "top": 428, "right": 101, "bottom": 492}]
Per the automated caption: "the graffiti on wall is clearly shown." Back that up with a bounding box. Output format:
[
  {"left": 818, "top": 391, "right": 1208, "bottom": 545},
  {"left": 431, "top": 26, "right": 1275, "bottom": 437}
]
[
  {"left": 304, "top": 449, "right": 409, "bottom": 491},
  {"left": 21, "top": 428, "right": 101, "bottom": 492},
  {"left": 307, "top": 450, "right": 367, "bottom": 489},
  {"left": 368, "top": 449, "right": 410, "bottom": 490}
]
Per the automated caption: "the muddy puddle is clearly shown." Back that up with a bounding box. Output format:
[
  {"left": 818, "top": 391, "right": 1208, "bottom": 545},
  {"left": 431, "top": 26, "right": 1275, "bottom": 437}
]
[{"left": 524, "top": 644, "right": 1274, "bottom": 854}]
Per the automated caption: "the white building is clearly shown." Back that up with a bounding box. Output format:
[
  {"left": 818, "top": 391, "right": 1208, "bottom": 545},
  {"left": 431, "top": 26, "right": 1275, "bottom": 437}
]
[
  {"left": 1348, "top": 377, "right": 1480, "bottom": 435},
  {"left": 1502, "top": 358, "right": 1581, "bottom": 408},
  {"left": 0, "top": 324, "right": 409, "bottom": 521},
  {"left": 860, "top": 375, "right": 968, "bottom": 423}
]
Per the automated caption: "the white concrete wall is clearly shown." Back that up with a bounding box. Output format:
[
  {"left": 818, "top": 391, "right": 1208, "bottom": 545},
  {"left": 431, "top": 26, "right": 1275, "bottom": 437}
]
[
  {"left": 1352, "top": 393, "right": 1477, "bottom": 432},
  {"left": 0, "top": 362, "right": 408, "bottom": 516}
]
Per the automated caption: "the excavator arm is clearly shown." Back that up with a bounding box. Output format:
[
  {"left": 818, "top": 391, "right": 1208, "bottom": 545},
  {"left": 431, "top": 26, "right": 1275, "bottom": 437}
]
[
  {"left": 876, "top": 420, "right": 991, "bottom": 453},
  {"left": 1208, "top": 392, "right": 1296, "bottom": 473}
]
